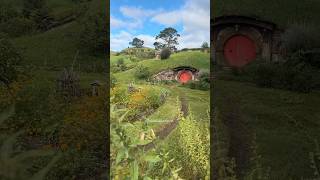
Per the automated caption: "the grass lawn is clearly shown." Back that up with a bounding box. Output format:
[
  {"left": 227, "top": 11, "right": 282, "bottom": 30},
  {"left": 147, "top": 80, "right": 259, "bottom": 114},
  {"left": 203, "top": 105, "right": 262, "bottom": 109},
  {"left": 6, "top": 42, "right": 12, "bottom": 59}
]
[{"left": 214, "top": 79, "right": 320, "bottom": 178}]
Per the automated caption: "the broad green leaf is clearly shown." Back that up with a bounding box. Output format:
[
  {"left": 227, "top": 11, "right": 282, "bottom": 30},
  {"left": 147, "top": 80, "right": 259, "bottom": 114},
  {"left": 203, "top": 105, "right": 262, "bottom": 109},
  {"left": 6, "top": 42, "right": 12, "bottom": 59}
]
[
  {"left": 143, "top": 176, "right": 153, "bottom": 180},
  {"left": 143, "top": 155, "right": 161, "bottom": 163}
]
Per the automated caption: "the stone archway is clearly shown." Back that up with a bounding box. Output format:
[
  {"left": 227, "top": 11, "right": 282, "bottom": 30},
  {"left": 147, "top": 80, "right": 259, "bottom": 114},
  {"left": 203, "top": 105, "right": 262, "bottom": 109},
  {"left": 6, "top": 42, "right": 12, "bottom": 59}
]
[
  {"left": 212, "top": 15, "right": 282, "bottom": 68},
  {"left": 215, "top": 26, "right": 263, "bottom": 67}
]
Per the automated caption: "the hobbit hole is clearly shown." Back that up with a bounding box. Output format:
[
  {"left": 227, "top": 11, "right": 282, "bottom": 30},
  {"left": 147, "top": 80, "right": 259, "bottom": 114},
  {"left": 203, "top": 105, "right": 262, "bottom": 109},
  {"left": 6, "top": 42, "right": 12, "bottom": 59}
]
[
  {"left": 212, "top": 15, "right": 283, "bottom": 68},
  {"left": 152, "top": 66, "right": 199, "bottom": 83}
]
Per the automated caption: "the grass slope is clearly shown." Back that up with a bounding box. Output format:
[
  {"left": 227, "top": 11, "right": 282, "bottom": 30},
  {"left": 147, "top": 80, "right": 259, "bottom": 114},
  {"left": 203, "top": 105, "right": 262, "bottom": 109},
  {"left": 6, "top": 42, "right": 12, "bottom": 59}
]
[
  {"left": 213, "top": 0, "right": 320, "bottom": 27},
  {"left": 114, "top": 51, "right": 210, "bottom": 83},
  {"left": 215, "top": 79, "right": 320, "bottom": 178}
]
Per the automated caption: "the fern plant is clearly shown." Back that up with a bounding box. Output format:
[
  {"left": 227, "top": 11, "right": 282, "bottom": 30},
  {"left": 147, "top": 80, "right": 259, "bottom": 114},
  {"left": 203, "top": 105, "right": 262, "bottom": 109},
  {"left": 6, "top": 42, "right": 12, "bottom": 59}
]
[{"left": 0, "top": 104, "right": 61, "bottom": 180}]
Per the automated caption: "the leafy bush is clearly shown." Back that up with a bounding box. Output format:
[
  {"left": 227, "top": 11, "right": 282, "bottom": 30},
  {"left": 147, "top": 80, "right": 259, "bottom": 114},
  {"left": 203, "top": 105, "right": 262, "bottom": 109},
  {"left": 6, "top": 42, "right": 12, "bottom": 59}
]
[
  {"left": 167, "top": 111, "right": 210, "bottom": 178},
  {"left": 136, "top": 50, "right": 156, "bottom": 59},
  {"left": 0, "top": 34, "right": 23, "bottom": 86},
  {"left": 59, "top": 95, "right": 106, "bottom": 152},
  {"left": 110, "top": 100, "right": 182, "bottom": 179},
  {"left": 282, "top": 23, "right": 320, "bottom": 53},
  {"left": 0, "top": 105, "right": 61, "bottom": 180},
  {"left": 134, "top": 65, "right": 150, "bottom": 80},
  {"left": 127, "top": 87, "right": 165, "bottom": 120},
  {"left": 110, "top": 74, "right": 117, "bottom": 88},
  {"left": 184, "top": 71, "right": 210, "bottom": 91},
  {"left": 121, "top": 48, "right": 155, "bottom": 60},
  {"left": 160, "top": 48, "right": 171, "bottom": 60},
  {"left": 244, "top": 61, "right": 278, "bottom": 88},
  {"left": 57, "top": 93, "right": 107, "bottom": 179},
  {"left": 243, "top": 61, "right": 319, "bottom": 92},
  {"left": 110, "top": 86, "right": 128, "bottom": 105},
  {"left": 115, "top": 58, "right": 127, "bottom": 72},
  {"left": 199, "top": 71, "right": 210, "bottom": 84}
]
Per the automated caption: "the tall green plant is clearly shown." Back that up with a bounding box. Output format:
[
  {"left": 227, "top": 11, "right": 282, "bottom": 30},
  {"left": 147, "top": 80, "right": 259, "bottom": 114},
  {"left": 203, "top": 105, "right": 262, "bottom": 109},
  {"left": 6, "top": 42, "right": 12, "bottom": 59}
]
[
  {"left": 176, "top": 109, "right": 210, "bottom": 177},
  {"left": 0, "top": 105, "right": 61, "bottom": 180}
]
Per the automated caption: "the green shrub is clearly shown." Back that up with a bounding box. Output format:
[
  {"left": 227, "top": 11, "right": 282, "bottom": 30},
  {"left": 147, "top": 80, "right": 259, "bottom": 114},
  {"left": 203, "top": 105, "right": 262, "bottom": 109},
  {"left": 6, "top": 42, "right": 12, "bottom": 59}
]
[
  {"left": 199, "top": 71, "right": 210, "bottom": 84},
  {"left": 282, "top": 23, "right": 320, "bottom": 53},
  {"left": 110, "top": 74, "right": 117, "bottom": 88},
  {"left": 278, "top": 65, "right": 318, "bottom": 93},
  {"left": 244, "top": 61, "right": 319, "bottom": 92},
  {"left": 0, "top": 105, "right": 61, "bottom": 180},
  {"left": 0, "top": 34, "right": 23, "bottom": 86},
  {"left": 245, "top": 61, "right": 278, "bottom": 88},
  {"left": 160, "top": 48, "right": 171, "bottom": 60},
  {"left": 173, "top": 112, "right": 210, "bottom": 178},
  {"left": 134, "top": 65, "right": 150, "bottom": 80},
  {"left": 183, "top": 71, "right": 210, "bottom": 91}
]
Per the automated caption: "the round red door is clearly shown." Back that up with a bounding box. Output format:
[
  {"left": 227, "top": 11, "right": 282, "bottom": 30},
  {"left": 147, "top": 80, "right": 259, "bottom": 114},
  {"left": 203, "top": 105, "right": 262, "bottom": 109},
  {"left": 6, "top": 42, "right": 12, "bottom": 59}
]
[
  {"left": 224, "top": 35, "right": 256, "bottom": 67},
  {"left": 178, "top": 71, "right": 192, "bottom": 83}
]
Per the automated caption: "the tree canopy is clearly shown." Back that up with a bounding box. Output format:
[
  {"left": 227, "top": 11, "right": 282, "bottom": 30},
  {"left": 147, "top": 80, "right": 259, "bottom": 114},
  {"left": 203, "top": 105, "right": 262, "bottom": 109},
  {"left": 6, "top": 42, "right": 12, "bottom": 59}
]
[
  {"left": 129, "top": 37, "right": 144, "bottom": 48},
  {"left": 154, "top": 27, "right": 180, "bottom": 51}
]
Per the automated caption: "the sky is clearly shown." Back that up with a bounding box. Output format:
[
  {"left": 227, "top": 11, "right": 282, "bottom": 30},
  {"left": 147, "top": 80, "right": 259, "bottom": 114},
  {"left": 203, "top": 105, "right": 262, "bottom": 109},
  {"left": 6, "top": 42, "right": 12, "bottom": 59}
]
[{"left": 110, "top": 0, "right": 210, "bottom": 51}]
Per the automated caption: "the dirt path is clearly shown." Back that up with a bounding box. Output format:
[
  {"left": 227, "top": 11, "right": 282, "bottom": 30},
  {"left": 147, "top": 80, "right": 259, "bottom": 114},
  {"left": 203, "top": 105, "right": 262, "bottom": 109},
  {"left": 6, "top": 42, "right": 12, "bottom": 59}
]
[
  {"left": 138, "top": 94, "right": 188, "bottom": 151},
  {"left": 220, "top": 96, "right": 253, "bottom": 179}
]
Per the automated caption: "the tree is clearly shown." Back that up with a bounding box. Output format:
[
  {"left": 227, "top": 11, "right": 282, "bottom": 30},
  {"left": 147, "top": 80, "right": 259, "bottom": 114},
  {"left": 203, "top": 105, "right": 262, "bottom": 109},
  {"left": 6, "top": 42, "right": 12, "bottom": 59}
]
[
  {"left": 129, "top": 37, "right": 144, "bottom": 48},
  {"left": 153, "top": 42, "right": 163, "bottom": 50},
  {"left": 154, "top": 27, "right": 180, "bottom": 51},
  {"left": 201, "top": 42, "right": 209, "bottom": 49}
]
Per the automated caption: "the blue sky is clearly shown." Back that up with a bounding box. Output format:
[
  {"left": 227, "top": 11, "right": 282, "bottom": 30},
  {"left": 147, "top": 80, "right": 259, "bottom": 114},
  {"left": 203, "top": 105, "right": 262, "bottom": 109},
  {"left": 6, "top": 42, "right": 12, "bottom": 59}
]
[{"left": 110, "top": 0, "right": 210, "bottom": 51}]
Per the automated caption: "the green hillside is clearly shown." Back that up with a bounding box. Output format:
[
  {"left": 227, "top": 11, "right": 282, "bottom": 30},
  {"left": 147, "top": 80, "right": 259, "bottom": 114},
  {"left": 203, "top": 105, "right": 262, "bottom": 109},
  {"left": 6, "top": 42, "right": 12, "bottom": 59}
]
[
  {"left": 0, "top": 0, "right": 108, "bottom": 179},
  {"left": 111, "top": 50, "right": 210, "bottom": 179},
  {"left": 213, "top": 0, "right": 320, "bottom": 27},
  {"left": 213, "top": 0, "right": 320, "bottom": 179},
  {"left": 113, "top": 51, "right": 210, "bottom": 83}
]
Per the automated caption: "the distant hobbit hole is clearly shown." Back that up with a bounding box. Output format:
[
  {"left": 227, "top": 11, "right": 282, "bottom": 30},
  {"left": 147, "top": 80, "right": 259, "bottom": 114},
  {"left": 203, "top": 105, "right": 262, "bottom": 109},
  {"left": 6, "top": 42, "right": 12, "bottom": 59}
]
[
  {"left": 223, "top": 35, "right": 257, "bottom": 67},
  {"left": 152, "top": 66, "right": 199, "bottom": 82}
]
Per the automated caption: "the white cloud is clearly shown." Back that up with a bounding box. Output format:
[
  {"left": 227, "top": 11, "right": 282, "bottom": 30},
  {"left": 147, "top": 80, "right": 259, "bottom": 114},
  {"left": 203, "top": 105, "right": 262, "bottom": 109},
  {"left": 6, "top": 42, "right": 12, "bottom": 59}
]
[
  {"left": 136, "top": 34, "right": 155, "bottom": 48},
  {"left": 110, "top": 16, "right": 141, "bottom": 30},
  {"left": 111, "top": 0, "right": 210, "bottom": 51},
  {"left": 151, "top": 0, "right": 210, "bottom": 49},
  {"left": 111, "top": 6, "right": 161, "bottom": 31},
  {"left": 120, "top": 6, "right": 159, "bottom": 20},
  {"left": 110, "top": 16, "right": 125, "bottom": 28},
  {"left": 110, "top": 31, "right": 155, "bottom": 51}
]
